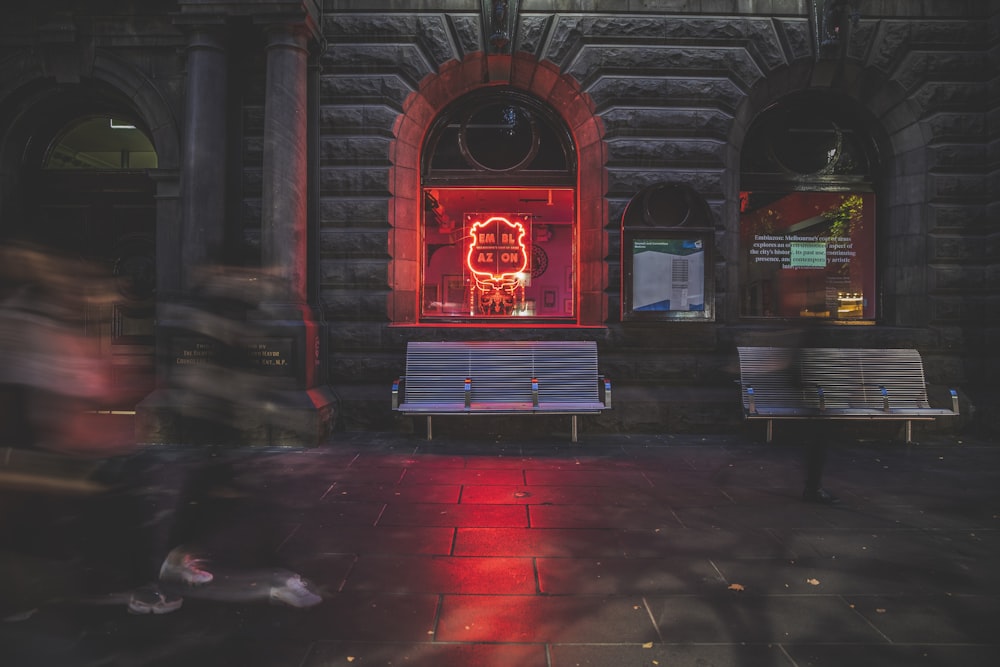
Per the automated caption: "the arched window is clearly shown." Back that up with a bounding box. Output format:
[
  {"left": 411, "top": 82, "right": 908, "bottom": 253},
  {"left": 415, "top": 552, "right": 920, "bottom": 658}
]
[
  {"left": 43, "top": 115, "right": 157, "bottom": 170},
  {"left": 739, "top": 93, "right": 879, "bottom": 321},
  {"left": 420, "top": 89, "right": 577, "bottom": 321}
]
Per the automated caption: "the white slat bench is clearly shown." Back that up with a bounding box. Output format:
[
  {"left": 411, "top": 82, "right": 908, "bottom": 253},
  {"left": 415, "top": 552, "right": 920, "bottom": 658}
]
[
  {"left": 737, "top": 346, "right": 959, "bottom": 444},
  {"left": 392, "top": 341, "right": 611, "bottom": 442}
]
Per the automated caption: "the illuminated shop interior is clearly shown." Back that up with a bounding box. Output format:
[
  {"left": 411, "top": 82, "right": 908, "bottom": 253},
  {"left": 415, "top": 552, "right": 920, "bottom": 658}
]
[{"left": 422, "top": 186, "right": 575, "bottom": 320}]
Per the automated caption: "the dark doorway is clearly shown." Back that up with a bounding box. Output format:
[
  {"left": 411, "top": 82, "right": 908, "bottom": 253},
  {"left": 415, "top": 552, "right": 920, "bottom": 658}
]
[{"left": 14, "top": 107, "right": 159, "bottom": 411}]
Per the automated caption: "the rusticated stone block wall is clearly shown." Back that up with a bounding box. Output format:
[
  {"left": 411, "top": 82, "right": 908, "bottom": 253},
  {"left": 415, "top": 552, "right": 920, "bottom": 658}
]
[{"left": 316, "top": 2, "right": 996, "bottom": 434}]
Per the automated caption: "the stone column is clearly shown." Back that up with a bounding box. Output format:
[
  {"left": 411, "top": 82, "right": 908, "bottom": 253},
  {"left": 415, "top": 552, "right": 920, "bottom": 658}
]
[
  {"left": 136, "top": 27, "right": 229, "bottom": 445},
  {"left": 180, "top": 27, "right": 227, "bottom": 288},
  {"left": 242, "top": 22, "right": 335, "bottom": 444},
  {"left": 261, "top": 24, "right": 309, "bottom": 311}
]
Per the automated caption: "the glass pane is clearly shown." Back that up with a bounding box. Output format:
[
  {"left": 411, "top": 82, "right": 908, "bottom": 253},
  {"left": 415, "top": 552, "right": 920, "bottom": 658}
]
[
  {"left": 739, "top": 191, "right": 875, "bottom": 320},
  {"left": 464, "top": 104, "right": 536, "bottom": 171},
  {"left": 632, "top": 238, "right": 706, "bottom": 312},
  {"left": 44, "top": 117, "right": 157, "bottom": 170},
  {"left": 426, "top": 96, "right": 570, "bottom": 175},
  {"left": 422, "top": 187, "right": 575, "bottom": 319}
]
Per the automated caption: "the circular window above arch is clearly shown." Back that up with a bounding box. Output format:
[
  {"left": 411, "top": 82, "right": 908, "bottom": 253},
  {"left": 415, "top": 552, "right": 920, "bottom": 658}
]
[
  {"left": 424, "top": 88, "right": 575, "bottom": 185},
  {"left": 461, "top": 103, "right": 539, "bottom": 172},
  {"left": 741, "top": 93, "right": 877, "bottom": 184}
]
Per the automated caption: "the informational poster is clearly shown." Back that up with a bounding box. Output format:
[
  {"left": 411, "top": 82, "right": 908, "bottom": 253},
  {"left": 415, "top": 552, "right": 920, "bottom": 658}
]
[
  {"left": 631, "top": 238, "right": 705, "bottom": 311},
  {"left": 739, "top": 191, "right": 875, "bottom": 319}
]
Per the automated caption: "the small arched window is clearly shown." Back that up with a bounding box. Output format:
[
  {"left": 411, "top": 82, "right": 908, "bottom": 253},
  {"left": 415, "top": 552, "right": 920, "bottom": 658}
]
[
  {"left": 739, "top": 93, "right": 879, "bottom": 321},
  {"left": 419, "top": 89, "right": 577, "bottom": 322}
]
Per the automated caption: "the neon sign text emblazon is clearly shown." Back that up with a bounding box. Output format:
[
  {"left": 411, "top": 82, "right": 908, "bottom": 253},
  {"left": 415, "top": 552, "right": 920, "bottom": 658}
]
[{"left": 465, "top": 215, "right": 529, "bottom": 315}]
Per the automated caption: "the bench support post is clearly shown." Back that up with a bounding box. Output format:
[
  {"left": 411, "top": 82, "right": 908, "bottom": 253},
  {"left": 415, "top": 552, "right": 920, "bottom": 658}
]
[
  {"left": 426, "top": 416, "right": 433, "bottom": 441},
  {"left": 571, "top": 415, "right": 578, "bottom": 443},
  {"left": 766, "top": 419, "right": 773, "bottom": 443},
  {"left": 905, "top": 419, "right": 912, "bottom": 445}
]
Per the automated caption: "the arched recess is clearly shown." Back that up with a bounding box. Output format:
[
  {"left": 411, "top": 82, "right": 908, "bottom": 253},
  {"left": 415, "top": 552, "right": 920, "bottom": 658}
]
[
  {"left": 388, "top": 53, "right": 607, "bottom": 326},
  {"left": 0, "top": 49, "right": 180, "bottom": 221},
  {"left": 0, "top": 48, "right": 181, "bottom": 407},
  {"left": 728, "top": 59, "right": 923, "bottom": 327}
]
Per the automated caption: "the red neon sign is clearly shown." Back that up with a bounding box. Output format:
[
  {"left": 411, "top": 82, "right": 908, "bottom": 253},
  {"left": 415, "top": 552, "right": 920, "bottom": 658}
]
[
  {"left": 464, "top": 214, "right": 530, "bottom": 316},
  {"left": 465, "top": 215, "right": 528, "bottom": 284}
]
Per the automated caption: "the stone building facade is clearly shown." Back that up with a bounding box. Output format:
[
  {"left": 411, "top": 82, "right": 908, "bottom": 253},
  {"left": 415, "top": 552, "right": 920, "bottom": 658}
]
[{"left": 0, "top": 1, "right": 996, "bottom": 444}]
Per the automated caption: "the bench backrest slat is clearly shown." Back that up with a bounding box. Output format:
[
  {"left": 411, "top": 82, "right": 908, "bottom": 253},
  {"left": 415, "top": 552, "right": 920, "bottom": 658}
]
[
  {"left": 737, "top": 346, "right": 932, "bottom": 411},
  {"left": 404, "top": 341, "right": 600, "bottom": 404}
]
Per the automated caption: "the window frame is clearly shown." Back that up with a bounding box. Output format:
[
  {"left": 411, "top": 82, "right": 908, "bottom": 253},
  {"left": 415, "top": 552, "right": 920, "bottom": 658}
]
[
  {"left": 418, "top": 89, "right": 579, "bottom": 325},
  {"left": 622, "top": 228, "right": 716, "bottom": 322},
  {"left": 738, "top": 93, "right": 881, "bottom": 323}
]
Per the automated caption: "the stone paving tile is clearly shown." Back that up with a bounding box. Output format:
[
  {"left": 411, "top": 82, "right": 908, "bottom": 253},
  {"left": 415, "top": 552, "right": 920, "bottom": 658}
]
[
  {"left": 782, "top": 526, "right": 976, "bottom": 560},
  {"left": 844, "top": 594, "right": 1000, "bottom": 644},
  {"left": 670, "top": 503, "right": 837, "bottom": 531},
  {"left": 523, "top": 468, "right": 652, "bottom": 487},
  {"left": 343, "top": 555, "right": 536, "bottom": 595},
  {"left": 616, "top": 526, "right": 796, "bottom": 559},
  {"left": 782, "top": 643, "right": 1000, "bottom": 667},
  {"left": 528, "top": 502, "right": 683, "bottom": 530},
  {"left": 304, "top": 640, "right": 549, "bottom": 667},
  {"left": 435, "top": 594, "right": 659, "bottom": 643},
  {"left": 453, "top": 527, "right": 623, "bottom": 557},
  {"left": 322, "top": 481, "right": 462, "bottom": 504},
  {"left": 549, "top": 642, "right": 796, "bottom": 667},
  {"left": 378, "top": 502, "right": 528, "bottom": 527},
  {"left": 399, "top": 467, "right": 526, "bottom": 486},
  {"left": 863, "top": 502, "right": 1000, "bottom": 530},
  {"left": 710, "top": 555, "right": 976, "bottom": 597},
  {"left": 257, "top": 591, "right": 442, "bottom": 642},
  {"left": 460, "top": 483, "right": 606, "bottom": 505},
  {"left": 646, "top": 594, "right": 888, "bottom": 644},
  {"left": 283, "top": 525, "right": 456, "bottom": 556},
  {"left": 639, "top": 483, "right": 744, "bottom": 508},
  {"left": 294, "top": 500, "right": 385, "bottom": 527},
  {"left": 536, "top": 556, "right": 725, "bottom": 595}
]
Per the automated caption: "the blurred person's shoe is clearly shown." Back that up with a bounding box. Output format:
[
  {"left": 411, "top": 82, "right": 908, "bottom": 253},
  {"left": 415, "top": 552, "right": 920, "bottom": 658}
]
[
  {"left": 159, "top": 548, "right": 214, "bottom": 586},
  {"left": 270, "top": 573, "right": 322, "bottom": 608},
  {"left": 3, "top": 608, "right": 38, "bottom": 622},
  {"left": 802, "top": 487, "right": 840, "bottom": 505},
  {"left": 128, "top": 586, "right": 183, "bottom": 615}
]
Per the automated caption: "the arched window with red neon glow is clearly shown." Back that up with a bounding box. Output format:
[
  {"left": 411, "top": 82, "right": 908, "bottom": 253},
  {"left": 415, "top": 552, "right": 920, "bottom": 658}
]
[{"left": 420, "top": 89, "right": 576, "bottom": 321}]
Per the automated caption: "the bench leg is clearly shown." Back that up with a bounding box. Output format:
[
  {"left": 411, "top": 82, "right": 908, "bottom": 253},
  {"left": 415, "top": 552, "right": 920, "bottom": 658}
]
[
  {"left": 905, "top": 420, "right": 912, "bottom": 444},
  {"left": 426, "top": 416, "right": 433, "bottom": 441},
  {"left": 766, "top": 420, "right": 773, "bottom": 443},
  {"left": 571, "top": 415, "right": 578, "bottom": 443}
]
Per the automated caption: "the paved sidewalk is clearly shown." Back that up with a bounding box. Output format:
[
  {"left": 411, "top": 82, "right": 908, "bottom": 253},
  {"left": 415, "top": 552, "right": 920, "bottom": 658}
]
[{"left": 2, "top": 427, "right": 999, "bottom": 666}]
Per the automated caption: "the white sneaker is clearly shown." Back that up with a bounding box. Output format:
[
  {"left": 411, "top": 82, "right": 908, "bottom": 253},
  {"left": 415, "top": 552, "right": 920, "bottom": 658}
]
[
  {"left": 159, "top": 548, "right": 214, "bottom": 586},
  {"left": 128, "top": 586, "right": 183, "bottom": 615},
  {"left": 269, "top": 573, "right": 322, "bottom": 608},
  {"left": 3, "top": 608, "right": 38, "bottom": 622}
]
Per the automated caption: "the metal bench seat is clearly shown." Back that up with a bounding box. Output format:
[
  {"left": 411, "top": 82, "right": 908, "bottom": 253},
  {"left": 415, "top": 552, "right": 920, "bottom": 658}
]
[
  {"left": 392, "top": 341, "right": 611, "bottom": 441},
  {"left": 737, "top": 347, "right": 959, "bottom": 443}
]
